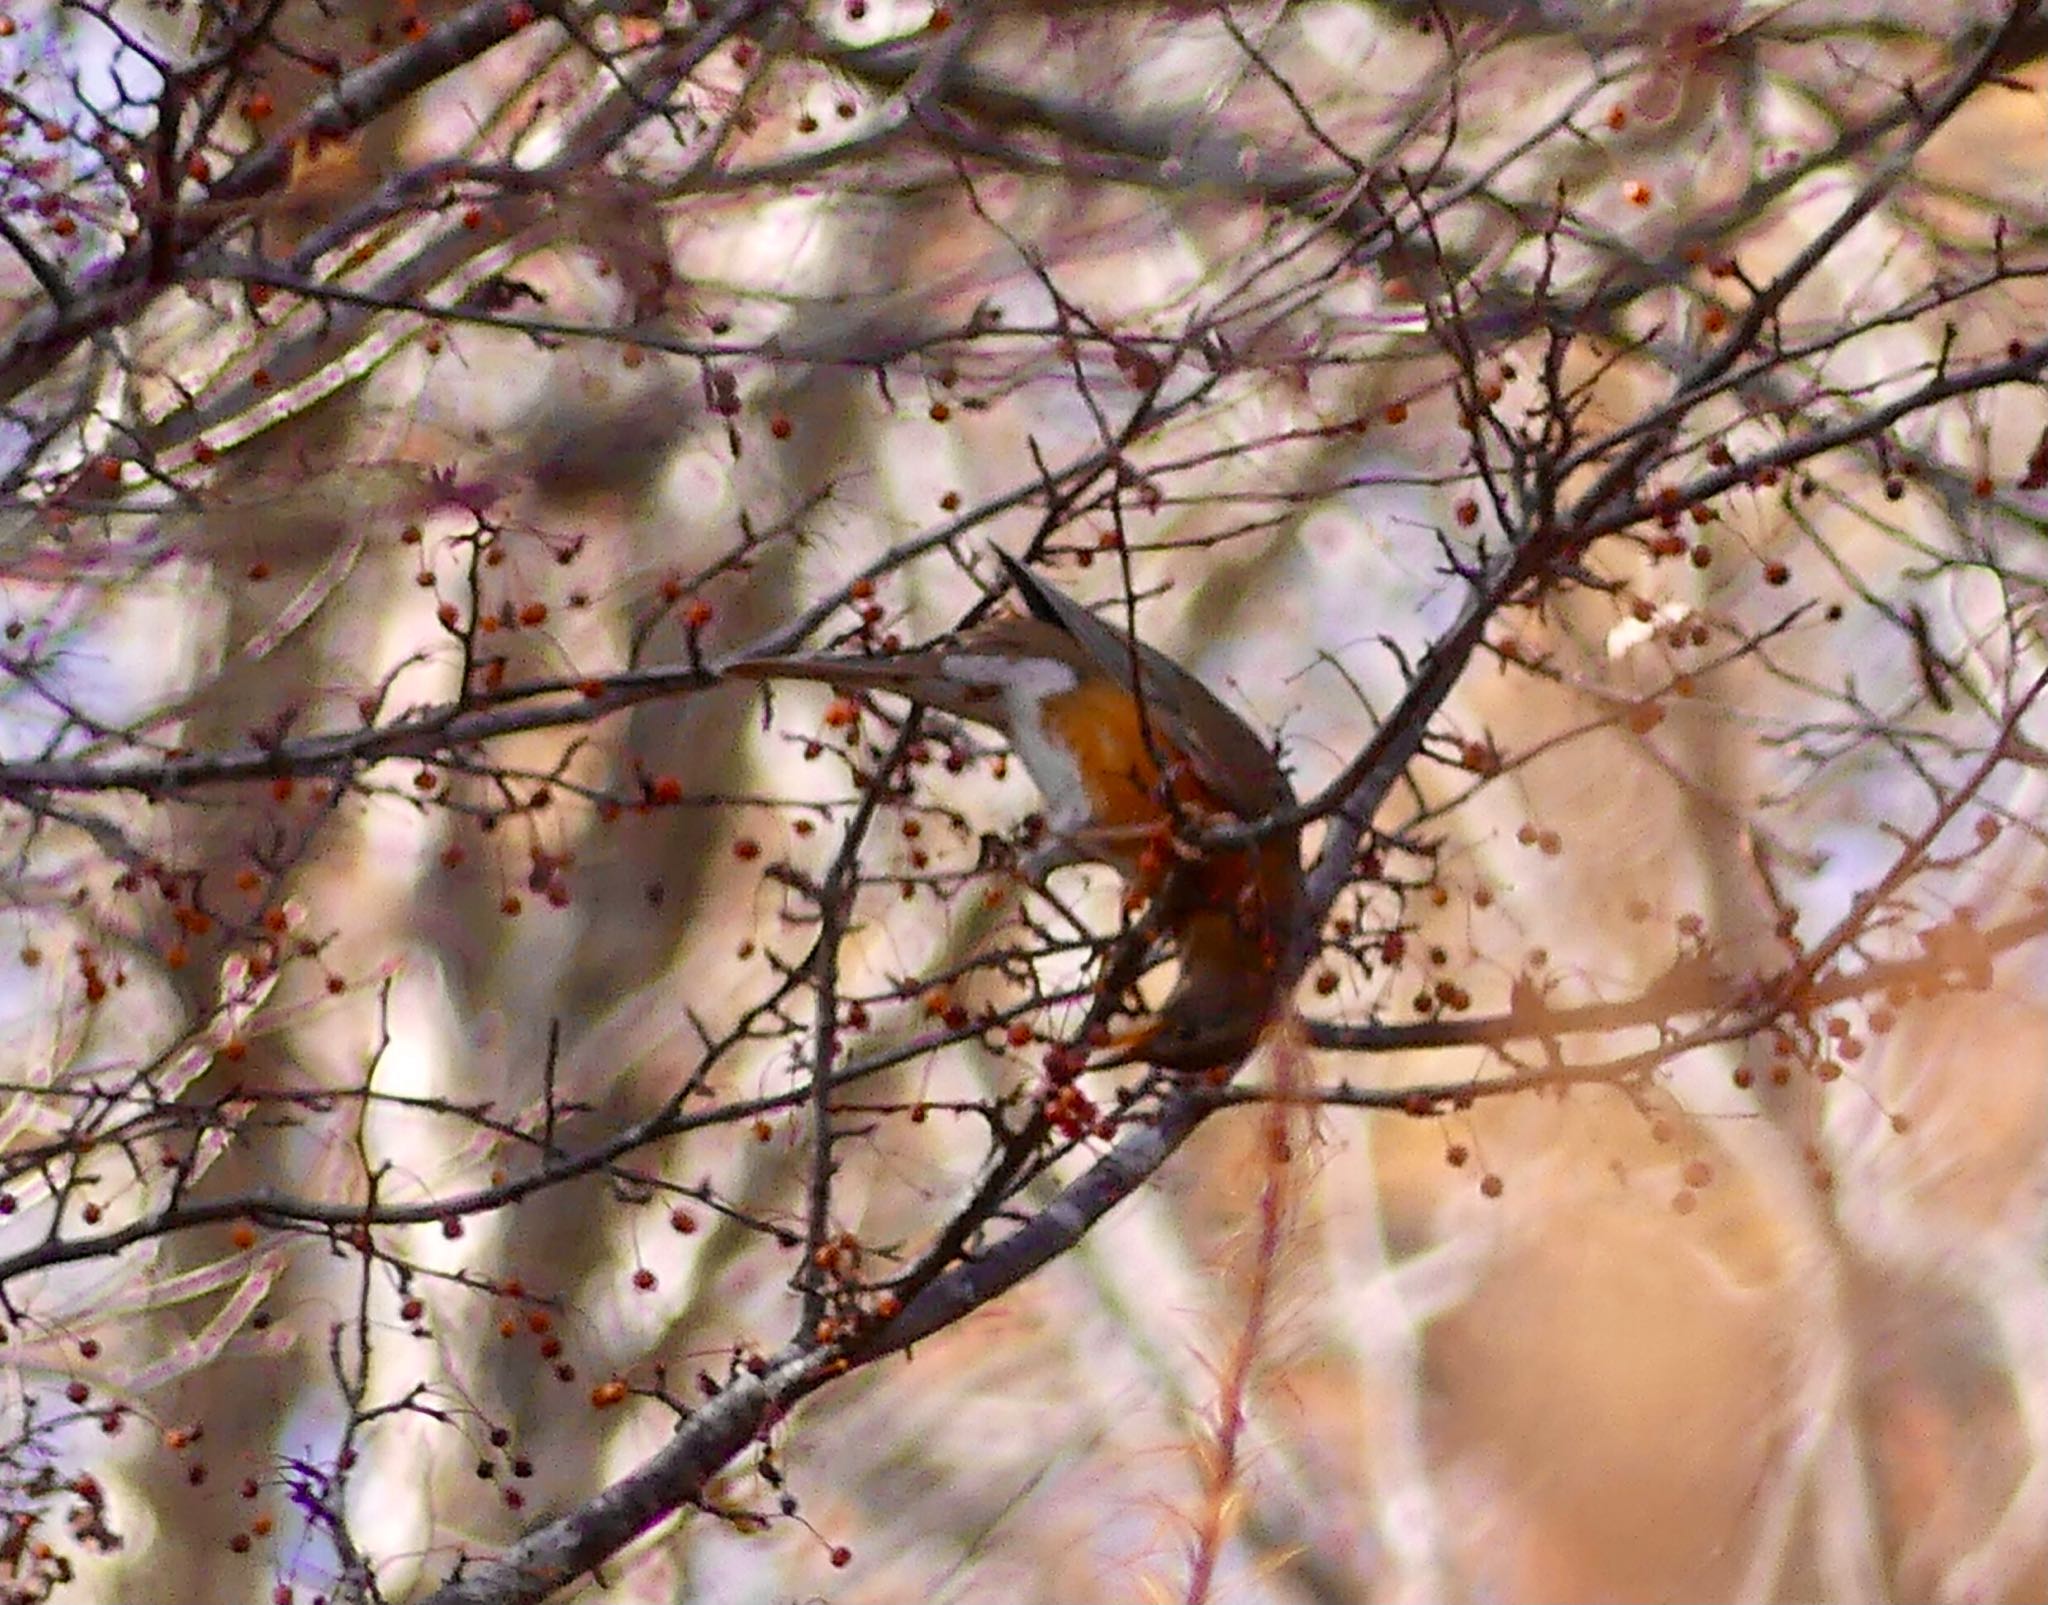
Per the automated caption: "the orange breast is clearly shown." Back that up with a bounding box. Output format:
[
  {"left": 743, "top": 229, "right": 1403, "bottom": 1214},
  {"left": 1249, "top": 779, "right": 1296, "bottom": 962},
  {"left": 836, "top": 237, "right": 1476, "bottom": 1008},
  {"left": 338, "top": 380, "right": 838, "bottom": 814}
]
[
  {"left": 1037, "top": 680, "right": 1185, "bottom": 838},
  {"left": 1038, "top": 682, "right": 1294, "bottom": 942}
]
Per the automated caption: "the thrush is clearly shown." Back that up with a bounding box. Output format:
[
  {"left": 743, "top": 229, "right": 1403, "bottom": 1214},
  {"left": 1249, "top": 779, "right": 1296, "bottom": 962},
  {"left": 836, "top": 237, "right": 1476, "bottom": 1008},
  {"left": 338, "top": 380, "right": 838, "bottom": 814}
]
[{"left": 726, "top": 551, "right": 1303, "bottom": 1069}]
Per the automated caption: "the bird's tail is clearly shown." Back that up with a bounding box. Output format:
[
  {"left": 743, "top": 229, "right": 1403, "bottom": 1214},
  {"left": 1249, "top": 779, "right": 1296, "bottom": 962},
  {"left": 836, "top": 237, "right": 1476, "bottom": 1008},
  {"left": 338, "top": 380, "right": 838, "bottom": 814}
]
[{"left": 724, "top": 650, "right": 992, "bottom": 722}]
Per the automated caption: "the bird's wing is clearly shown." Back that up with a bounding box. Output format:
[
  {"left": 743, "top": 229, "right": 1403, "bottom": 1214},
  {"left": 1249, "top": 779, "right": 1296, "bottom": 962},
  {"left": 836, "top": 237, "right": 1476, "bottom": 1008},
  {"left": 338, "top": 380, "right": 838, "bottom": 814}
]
[{"left": 992, "top": 549, "right": 1295, "bottom": 817}]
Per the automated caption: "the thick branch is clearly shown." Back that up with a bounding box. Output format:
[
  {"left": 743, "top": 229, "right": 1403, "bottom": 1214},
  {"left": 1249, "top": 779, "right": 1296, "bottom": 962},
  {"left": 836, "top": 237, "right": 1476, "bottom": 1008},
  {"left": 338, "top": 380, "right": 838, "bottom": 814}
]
[{"left": 409, "top": 1346, "right": 839, "bottom": 1605}]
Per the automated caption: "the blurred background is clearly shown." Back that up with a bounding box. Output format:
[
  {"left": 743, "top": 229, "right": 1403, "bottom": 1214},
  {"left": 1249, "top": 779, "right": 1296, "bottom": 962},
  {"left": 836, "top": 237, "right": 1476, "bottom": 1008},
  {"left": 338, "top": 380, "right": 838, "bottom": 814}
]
[{"left": 2, "top": 1, "right": 2048, "bottom": 1601}]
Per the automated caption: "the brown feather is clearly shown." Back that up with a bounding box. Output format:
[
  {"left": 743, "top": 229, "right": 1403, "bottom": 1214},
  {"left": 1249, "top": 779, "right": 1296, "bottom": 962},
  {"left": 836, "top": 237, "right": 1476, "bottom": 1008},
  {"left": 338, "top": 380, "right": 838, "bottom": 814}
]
[
  {"left": 725, "top": 636, "right": 1035, "bottom": 730},
  {"left": 993, "top": 549, "right": 1294, "bottom": 821},
  {"left": 728, "top": 558, "right": 1304, "bottom": 1074}
]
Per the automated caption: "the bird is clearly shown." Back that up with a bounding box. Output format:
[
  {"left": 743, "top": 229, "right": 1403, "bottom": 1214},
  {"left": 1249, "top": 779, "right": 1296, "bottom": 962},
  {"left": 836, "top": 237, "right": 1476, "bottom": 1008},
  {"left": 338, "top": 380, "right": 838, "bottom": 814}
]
[{"left": 725, "top": 550, "right": 1303, "bottom": 1070}]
